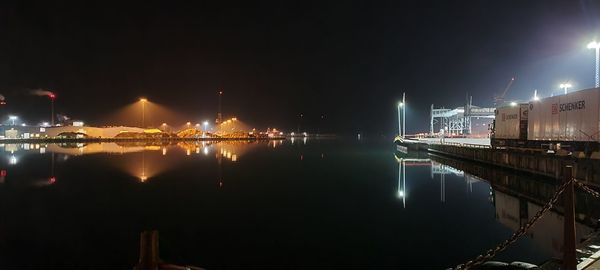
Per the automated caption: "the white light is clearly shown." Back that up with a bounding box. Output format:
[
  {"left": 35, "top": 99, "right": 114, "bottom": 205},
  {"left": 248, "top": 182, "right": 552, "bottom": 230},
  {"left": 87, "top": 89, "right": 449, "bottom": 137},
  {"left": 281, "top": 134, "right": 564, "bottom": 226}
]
[
  {"left": 41, "top": 122, "right": 49, "bottom": 127},
  {"left": 397, "top": 190, "right": 404, "bottom": 198},
  {"left": 398, "top": 102, "right": 404, "bottom": 107},
  {"left": 203, "top": 121, "right": 209, "bottom": 126},
  {"left": 21, "top": 123, "right": 26, "bottom": 127},
  {"left": 9, "top": 155, "right": 17, "bottom": 165},
  {"left": 203, "top": 147, "right": 209, "bottom": 155},
  {"left": 588, "top": 41, "right": 600, "bottom": 49},
  {"left": 510, "top": 102, "right": 517, "bottom": 106}
]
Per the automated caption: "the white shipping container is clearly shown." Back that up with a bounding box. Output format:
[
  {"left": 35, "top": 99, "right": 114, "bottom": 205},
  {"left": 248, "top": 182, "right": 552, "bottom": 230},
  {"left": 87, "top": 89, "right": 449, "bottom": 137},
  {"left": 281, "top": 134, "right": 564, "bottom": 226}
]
[
  {"left": 528, "top": 88, "right": 600, "bottom": 142},
  {"left": 494, "top": 104, "right": 526, "bottom": 140}
]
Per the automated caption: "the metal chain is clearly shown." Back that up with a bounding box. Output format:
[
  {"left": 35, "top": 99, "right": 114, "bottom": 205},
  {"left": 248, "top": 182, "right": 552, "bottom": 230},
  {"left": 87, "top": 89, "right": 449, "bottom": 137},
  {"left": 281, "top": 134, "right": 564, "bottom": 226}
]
[
  {"left": 574, "top": 179, "right": 600, "bottom": 199},
  {"left": 450, "top": 178, "right": 572, "bottom": 270}
]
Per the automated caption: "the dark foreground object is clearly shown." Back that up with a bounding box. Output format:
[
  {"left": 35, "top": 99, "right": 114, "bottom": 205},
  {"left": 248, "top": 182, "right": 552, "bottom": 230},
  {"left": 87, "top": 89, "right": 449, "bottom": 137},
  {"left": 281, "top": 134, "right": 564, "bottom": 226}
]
[{"left": 134, "top": 230, "right": 205, "bottom": 270}]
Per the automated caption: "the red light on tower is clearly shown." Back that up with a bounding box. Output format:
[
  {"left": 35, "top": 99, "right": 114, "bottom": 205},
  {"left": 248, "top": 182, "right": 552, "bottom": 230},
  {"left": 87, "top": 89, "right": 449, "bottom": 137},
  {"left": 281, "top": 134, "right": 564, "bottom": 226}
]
[{"left": 48, "top": 92, "right": 56, "bottom": 126}]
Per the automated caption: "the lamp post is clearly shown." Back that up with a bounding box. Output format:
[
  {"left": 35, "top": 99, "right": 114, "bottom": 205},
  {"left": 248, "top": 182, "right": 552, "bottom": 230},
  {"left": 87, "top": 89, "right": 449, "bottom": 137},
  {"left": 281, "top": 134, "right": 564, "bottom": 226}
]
[
  {"left": 397, "top": 92, "right": 406, "bottom": 137},
  {"left": 203, "top": 121, "right": 209, "bottom": 131},
  {"left": 139, "top": 98, "right": 147, "bottom": 128},
  {"left": 533, "top": 89, "right": 540, "bottom": 101},
  {"left": 588, "top": 41, "right": 600, "bottom": 88},
  {"left": 560, "top": 83, "right": 572, "bottom": 95},
  {"left": 8, "top": 116, "right": 17, "bottom": 126}
]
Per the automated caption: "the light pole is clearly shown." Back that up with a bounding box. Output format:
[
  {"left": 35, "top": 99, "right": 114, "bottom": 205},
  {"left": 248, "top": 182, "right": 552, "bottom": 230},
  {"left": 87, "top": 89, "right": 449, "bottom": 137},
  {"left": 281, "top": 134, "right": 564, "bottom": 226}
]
[
  {"left": 217, "top": 90, "right": 223, "bottom": 124},
  {"left": 397, "top": 92, "right": 406, "bottom": 137},
  {"left": 588, "top": 41, "right": 600, "bottom": 88},
  {"left": 139, "top": 98, "right": 147, "bottom": 128},
  {"left": 560, "top": 83, "right": 572, "bottom": 95},
  {"left": 203, "top": 121, "right": 209, "bottom": 131},
  {"left": 8, "top": 116, "right": 17, "bottom": 126}
]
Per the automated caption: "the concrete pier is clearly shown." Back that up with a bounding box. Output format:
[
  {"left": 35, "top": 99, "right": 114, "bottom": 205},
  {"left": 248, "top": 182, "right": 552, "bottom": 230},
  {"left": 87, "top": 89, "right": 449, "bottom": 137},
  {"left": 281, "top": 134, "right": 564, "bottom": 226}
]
[{"left": 428, "top": 143, "right": 600, "bottom": 187}]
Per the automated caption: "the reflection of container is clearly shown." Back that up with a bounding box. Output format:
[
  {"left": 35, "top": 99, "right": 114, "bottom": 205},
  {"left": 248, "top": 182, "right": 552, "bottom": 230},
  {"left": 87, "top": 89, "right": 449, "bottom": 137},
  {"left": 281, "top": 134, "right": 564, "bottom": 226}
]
[{"left": 5, "top": 129, "right": 18, "bottom": 139}]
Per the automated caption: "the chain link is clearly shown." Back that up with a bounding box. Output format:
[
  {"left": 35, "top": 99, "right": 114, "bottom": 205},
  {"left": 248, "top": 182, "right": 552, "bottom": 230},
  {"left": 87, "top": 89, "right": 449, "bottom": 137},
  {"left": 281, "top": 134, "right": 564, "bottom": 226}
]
[
  {"left": 450, "top": 178, "right": 573, "bottom": 270},
  {"left": 574, "top": 179, "right": 600, "bottom": 199}
]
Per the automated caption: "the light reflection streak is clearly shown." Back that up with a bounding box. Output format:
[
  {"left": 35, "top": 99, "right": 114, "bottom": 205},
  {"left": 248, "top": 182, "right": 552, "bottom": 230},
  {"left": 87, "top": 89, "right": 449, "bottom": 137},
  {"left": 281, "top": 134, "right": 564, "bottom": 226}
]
[{"left": 0, "top": 141, "right": 265, "bottom": 186}]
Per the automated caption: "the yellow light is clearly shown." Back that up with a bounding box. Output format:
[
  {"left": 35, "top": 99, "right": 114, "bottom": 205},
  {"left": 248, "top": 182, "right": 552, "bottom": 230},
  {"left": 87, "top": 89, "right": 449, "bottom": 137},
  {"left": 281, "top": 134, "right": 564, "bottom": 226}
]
[{"left": 139, "top": 98, "right": 147, "bottom": 102}]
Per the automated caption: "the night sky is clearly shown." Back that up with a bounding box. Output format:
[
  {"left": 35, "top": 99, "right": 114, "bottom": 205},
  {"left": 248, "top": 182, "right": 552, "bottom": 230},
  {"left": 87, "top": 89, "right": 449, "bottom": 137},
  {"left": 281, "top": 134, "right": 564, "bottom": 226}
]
[{"left": 1, "top": 1, "right": 599, "bottom": 134}]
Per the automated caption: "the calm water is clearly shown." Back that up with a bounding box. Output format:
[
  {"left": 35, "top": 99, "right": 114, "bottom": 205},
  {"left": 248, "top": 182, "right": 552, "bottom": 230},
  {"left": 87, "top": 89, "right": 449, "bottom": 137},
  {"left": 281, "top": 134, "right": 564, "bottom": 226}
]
[{"left": 0, "top": 139, "right": 597, "bottom": 269}]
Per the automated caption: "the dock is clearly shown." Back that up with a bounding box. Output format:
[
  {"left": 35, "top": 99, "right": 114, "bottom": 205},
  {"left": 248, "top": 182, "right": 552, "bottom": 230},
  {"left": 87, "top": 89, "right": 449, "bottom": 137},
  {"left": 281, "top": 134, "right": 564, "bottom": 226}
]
[{"left": 419, "top": 140, "right": 600, "bottom": 188}]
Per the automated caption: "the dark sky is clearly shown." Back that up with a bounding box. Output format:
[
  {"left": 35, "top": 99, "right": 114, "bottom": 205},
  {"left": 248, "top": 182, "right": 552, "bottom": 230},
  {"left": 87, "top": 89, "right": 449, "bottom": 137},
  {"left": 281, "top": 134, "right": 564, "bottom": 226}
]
[{"left": 1, "top": 0, "right": 599, "bottom": 134}]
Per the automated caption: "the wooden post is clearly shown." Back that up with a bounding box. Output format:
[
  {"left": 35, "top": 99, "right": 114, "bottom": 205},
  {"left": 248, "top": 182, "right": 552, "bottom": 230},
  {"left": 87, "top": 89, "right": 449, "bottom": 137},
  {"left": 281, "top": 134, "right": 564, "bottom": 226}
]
[
  {"left": 134, "top": 230, "right": 161, "bottom": 270},
  {"left": 563, "top": 165, "right": 577, "bottom": 270}
]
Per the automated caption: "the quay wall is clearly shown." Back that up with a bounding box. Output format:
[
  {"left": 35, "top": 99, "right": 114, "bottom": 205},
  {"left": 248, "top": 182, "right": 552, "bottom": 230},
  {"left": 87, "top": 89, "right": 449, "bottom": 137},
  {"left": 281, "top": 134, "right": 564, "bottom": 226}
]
[{"left": 427, "top": 144, "right": 600, "bottom": 187}]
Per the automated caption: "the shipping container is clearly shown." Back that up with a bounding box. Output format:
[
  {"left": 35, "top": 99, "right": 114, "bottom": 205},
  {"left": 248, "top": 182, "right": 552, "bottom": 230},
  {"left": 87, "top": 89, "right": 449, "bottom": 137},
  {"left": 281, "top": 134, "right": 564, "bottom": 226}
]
[
  {"left": 492, "top": 104, "right": 528, "bottom": 140},
  {"left": 528, "top": 87, "right": 600, "bottom": 142}
]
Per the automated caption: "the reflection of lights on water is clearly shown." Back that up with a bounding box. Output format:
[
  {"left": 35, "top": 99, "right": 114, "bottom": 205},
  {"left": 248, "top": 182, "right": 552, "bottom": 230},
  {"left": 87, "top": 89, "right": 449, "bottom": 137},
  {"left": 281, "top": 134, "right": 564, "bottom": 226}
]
[
  {"left": 219, "top": 181, "right": 223, "bottom": 187},
  {"left": 203, "top": 147, "right": 209, "bottom": 155},
  {"left": 186, "top": 149, "right": 191, "bottom": 156},
  {"left": 232, "top": 154, "right": 237, "bottom": 162},
  {"left": 300, "top": 154, "right": 303, "bottom": 161},
  {"left": 397, "top": 190, "right": 404, "bottom": 198},
  {"left": 40, "top": 147, "right": 46, "bottom": 154},
  {"left": 9, "top": 155, "right": 17, "bottom": 165},
  {"left": 303, "top": 137, "right": 307, "bottom": 144},
  {"left": 162, "top": 147, "right": 167, "bottom": 156},
  {"left": 291, "top": 137, "right": 295, "bottom": 144},
  {"left": 196, "top": 147, "right": 200, "bottom": 154}
]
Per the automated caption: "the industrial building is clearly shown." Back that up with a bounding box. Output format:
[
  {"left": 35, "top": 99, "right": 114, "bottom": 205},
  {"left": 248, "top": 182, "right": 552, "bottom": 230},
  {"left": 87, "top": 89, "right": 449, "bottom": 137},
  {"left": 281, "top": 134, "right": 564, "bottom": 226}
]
[{"left": 430, "top": 99, "right": 495, "bottom": 137}]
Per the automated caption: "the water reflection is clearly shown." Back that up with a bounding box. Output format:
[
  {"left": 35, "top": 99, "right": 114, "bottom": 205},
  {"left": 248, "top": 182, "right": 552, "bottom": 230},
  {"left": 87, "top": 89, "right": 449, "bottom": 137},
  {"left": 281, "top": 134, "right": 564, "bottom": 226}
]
[
  {"left": 0, "top": 141, "right": 266, "bottom": 187},
  {"left": 395, "top": 151, "right": 600, "bottom": 263},
  {"left": 395, "top": 152, "right": 483, "bottom": 206}
]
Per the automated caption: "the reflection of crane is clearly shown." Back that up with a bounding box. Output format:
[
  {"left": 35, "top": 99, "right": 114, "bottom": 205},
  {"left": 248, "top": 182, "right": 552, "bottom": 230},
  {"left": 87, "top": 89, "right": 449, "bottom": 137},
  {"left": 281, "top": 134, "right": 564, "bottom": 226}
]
[{"left": 493, "top": 77, "right": 515, "bottom": 106}]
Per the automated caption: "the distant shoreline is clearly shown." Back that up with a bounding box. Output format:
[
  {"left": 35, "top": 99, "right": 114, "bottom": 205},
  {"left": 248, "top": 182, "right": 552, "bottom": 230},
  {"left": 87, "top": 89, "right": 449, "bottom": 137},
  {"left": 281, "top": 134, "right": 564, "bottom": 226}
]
[{"left": 0, "top": 137, "right": 288, "bottom": 144}]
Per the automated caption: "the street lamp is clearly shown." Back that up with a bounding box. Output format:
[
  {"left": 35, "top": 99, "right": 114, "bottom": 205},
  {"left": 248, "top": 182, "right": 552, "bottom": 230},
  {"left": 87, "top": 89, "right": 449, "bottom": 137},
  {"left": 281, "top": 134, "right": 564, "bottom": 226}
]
[
  {"left": 139, "top": 98, "right": 147, "bottom": 128},
  {"left": 560, "top": 83, "right": 572, "bottom": 95},
  {"left": 533, "top": 89, "right": 540, "bottom": 101},
  {"left": 8, "top": 115, "right": 17, "bottom": 125},
  {"left": 588, "top": 41, "right": 600, "bottom": 88},
  {"left": 397, "top": 92, "right": 406, "bottom": 137}
]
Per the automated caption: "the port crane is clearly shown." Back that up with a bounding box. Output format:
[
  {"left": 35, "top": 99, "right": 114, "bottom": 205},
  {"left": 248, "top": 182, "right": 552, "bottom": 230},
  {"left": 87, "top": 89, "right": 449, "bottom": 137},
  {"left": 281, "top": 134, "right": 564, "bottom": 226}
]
[{"left": 493, "top": 77, "right": 515, "bottom": 106}]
